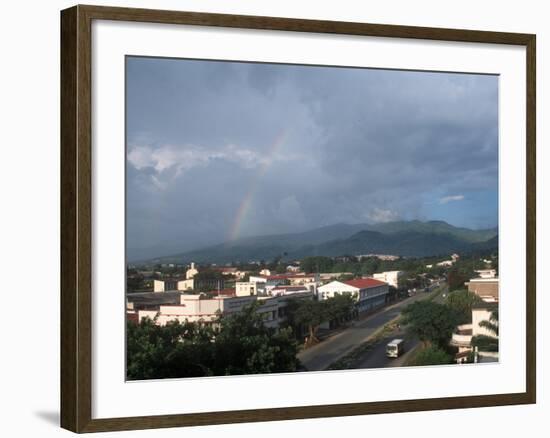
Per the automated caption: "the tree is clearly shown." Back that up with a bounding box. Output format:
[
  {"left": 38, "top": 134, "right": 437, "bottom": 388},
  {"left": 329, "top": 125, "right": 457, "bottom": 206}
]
[
  {"left": 301, "top": 256, "right": 334, "bottom": 273},
  {"left": 445, "top": 289, "right": 483, "bottom": 324},
  {"left": 471, "top": 308, "right": 499, "bottom": 353},
  {"left": 401, "top": 301, "right": 460, "bottom": 348},
  {"left": 411, "top": 346, "right": 453, "bottom": 366},
  {"left": 290, "top": 299, "right": 327, "bottom": 347},
  {"left": 126, "top": 303, "right": 300, "bottom": 380},
  {"left": 447, "top": 268, "right": 469, "bottom": 291},
  {"left": 479, "top": 308, "right": 499, "bottom": 336},
  {"left": 325, "top": 293, "right": 355, "bottom": 326},
  {"left": 213, "top": 303, "right": 300, "bottom": 375}
]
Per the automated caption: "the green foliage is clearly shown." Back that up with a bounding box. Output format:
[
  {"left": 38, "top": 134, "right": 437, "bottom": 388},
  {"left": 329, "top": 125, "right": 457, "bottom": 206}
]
[
  {"left": 478, "top": 309, "right": 499, "bottom": 336},
  {"left": 193, "top": 269, "right": 225, "bottom": 280},
  {"left": 445, "top": 289, "right": 483, "bottom": 324},
  {"left": 402, "top": 301, "right": 460, "bottom": 348},
  {"left": 411, "top": 346, "right": 453, "bottom": 366},
  {"left": 447, "top": 268, "right": 470, "bottom": 291},
  {"left": 301, "top": 256, "right": 334, "bottom": 273},
  {"left": 284, "top": 294, "right": 356, "bottom": 344},
  {"left": 126, "top": 304, "right": 300, "bottom": 380},
  {"left": 325, "top": 293, "right": 356, "bottom": 325},
  {"left": 471, "top": 335, "right": 499, "bottom": 352}
]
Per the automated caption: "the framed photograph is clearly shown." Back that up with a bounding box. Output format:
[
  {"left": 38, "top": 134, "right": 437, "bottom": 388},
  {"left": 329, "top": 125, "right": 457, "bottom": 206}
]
[{"left": 60, "top": 4, "right": 536, "bottom": 433}]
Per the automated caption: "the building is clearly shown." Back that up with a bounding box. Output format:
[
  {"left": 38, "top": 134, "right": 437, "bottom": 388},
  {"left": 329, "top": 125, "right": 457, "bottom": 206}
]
[
  {"left": 137, "top": 290, "right": 313, "bottom": 329},
  {"left": 450, "top": 302, "right": 499, "bottom": 363},
  {"left": 153, "top": 279, "right": 178, "bottom": 292},
  {"left": 186, "top": 262, "right": 199, "bottom": 279},
  {"left": 269, "top": 285, "right": 310, "bottom": 296},
  {"left": 235, "top": 281, "right": 260, "bottom": 297},
  {"left": 467, "top": 278, "right": 499, "bottom": 302},
  {"left": 177, "top": 278, "right": 194, "bottom": 291},
  {"left": 372, "top": 271, "right": 403, "bottom": 288},
  {"left": 317, "top": 278, "right": 389, "bottom": 313},
  {"left": 240, "top": 273, "right": 320, "bottom": 296},
  {"left": 209, "top": 266, "right": 248, "bottom": 278},
  {"left": 474, "top": 269, "right": 497, "bottom": 279},
  {"left": 319, "top": 272, "right": 353, "bottom": 281},
  {"left": 450, "top": 277, "right": 499, "bottom": 363}
]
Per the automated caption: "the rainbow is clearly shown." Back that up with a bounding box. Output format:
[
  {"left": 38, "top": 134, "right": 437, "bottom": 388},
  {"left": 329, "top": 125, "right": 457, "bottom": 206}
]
[{"left": 227, "top": 131, "right": 288, "bottom": 241}]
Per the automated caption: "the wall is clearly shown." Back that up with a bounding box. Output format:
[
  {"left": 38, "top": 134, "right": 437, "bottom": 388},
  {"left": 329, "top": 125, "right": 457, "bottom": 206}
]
[{"left": 0, "top": 0, "right": 547, "bottom": 437}]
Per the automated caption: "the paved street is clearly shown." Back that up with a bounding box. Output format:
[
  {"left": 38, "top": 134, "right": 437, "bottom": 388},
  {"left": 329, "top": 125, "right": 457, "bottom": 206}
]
[
  {"left": 297, "top": 284, "right": 446, "bottom": 371},
  {"left": 354, "top": 286, "right": 448, "bottom": 369}
]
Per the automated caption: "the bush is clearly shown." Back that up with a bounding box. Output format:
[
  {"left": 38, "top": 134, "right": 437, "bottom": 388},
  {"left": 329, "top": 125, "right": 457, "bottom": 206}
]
[{"left": 411, "top": 346, "right": 453, "bottom": 366}]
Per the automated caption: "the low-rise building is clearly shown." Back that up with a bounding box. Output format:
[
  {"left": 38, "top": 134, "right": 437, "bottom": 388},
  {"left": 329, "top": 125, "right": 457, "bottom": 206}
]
[
  {"left": 317, "top": 278, "right": 389, "bottom": 313},
  {"left": 372, "top": 270, "right": 403, "bottom": 288},
  {"left": 450, "top": 302, "right": 499, "bottom": 363},
  {"left": 319, "top": 272, "right": 353, "bottom": 281},
  {"left": 235, "top": 281, "right": 260, "bottom": 296},
  {"left": 474, "top": 269, "right": 497, "bottom": 279},
  {"left": 137, "top": 290, "right": 313, "bottom": 329},
  {"left": 467, "top": 277, "right": 499, "bottom": 302},
  {"left": 153, "top": 279, "right": 178, "bottom": 292}
]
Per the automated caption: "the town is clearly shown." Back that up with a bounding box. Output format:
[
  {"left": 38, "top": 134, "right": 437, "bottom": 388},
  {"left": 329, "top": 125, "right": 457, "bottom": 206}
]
[{"left": 126, "top": 251, "right": 499, "bottom": 380}]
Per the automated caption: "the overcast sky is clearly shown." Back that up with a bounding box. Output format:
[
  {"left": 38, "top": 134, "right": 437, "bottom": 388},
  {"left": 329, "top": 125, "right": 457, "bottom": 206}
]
[{"left": 126, "top": 56, "right": 498, "bottom": 254}]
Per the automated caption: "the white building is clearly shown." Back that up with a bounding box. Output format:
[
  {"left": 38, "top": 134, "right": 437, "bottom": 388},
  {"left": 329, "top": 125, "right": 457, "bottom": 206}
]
[
  {"left": 474, "top": 269, "right": 497, "bottom": 279},
  {"left": 450, "top": 303, "right": 499, "bottom": 363},
  {"left": 372, "top": 271, "right": 403, "bottom": 288},
  {"left": 153, "top": 279, "right": 178, "bottom": 292},
  {"left": 235, "top": 281, "right": 259, "bottom": 297},
  {"left": 317, "top": 278, "right": 389, "bottom": 313},
  {"left": 137, "top": 291, "right": 313, "bottom": 329},
  {"left": 186, "top": 262, "right": 199, "bottom": 279},
  {"left": 451, "top": 277, "right": 499, "bottom": 363}
]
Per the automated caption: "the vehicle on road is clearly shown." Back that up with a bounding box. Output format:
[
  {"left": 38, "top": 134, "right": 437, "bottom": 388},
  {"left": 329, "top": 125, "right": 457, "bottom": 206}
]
[{"left": 386, "top": 339, "right": 405, "bottom": 358}]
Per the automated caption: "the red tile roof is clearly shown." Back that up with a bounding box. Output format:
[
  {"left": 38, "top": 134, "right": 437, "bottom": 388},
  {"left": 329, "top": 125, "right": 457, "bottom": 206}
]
[{"left": 343, "top": 278, "right": 387, "bottom": 289}]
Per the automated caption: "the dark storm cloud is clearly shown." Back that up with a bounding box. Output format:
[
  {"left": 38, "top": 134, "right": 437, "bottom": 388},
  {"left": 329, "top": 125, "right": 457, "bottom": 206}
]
[{"left": 126, "top": 57, "right": 498, "bottom": 253}]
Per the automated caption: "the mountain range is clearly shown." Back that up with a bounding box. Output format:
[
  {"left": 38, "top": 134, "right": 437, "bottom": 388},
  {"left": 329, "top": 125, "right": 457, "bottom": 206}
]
[{"left": 138, "top": 220, "right": 498, "bottom": 264}]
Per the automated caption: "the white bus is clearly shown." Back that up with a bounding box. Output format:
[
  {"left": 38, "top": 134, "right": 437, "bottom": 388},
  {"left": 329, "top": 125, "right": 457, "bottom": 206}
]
[{"left": 386, "top": 339, "right": 405, "bottom": 358}]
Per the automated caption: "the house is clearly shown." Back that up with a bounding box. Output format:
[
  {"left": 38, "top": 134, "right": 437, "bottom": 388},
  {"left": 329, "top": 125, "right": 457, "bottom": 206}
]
[
  {"left": 467, "top": 277, "right": 499, "bottom": 302},
  {"left": 317, "top": 278, "right": 389, "bottom": 313},
  {"left": 372, "top": 271, "right": 403, "bottom": 288}
]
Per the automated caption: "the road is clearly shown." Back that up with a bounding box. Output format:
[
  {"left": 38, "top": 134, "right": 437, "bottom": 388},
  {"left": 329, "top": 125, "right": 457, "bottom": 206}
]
[
  {"left": 354, "top": 286, "right": 448, "bottom": 369},
  {"left": 297, "top": 284, "right": 446, "bottom": 371}
]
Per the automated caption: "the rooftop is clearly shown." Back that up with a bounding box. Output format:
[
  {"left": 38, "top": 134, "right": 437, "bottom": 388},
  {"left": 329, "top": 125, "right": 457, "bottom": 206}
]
[{"left": 343, "top": 278, "right": 387, "bottom": 289}]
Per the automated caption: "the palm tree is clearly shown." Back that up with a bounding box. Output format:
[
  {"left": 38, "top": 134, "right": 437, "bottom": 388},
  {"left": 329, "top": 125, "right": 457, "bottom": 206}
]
[
  {"left": 471, "top": 309, "right": 499, "bottom": 353},
  {"left": 478, "top": 309, "right": 499, "bottom": 336}
]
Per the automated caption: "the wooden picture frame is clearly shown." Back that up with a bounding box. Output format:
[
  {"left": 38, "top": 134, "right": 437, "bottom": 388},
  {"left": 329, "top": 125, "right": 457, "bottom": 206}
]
[{"left": 61, "top": 4, "right": 536, "bottom": 433}]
